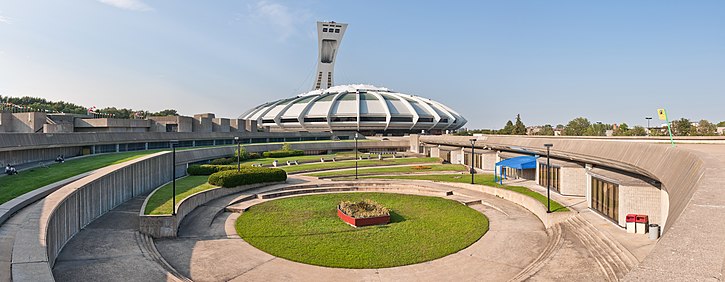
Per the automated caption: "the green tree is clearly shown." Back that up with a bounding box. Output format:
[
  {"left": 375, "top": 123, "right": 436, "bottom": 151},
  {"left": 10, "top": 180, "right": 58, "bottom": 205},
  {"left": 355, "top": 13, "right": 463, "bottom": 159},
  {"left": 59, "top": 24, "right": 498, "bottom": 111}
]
[
  {"left": 512, "top": 114, "right": 526, "bottom": 135},
  {"left": 630, "top": 126, "right": 647, "bottom": 136},
  {"left": 281, "top": 143, "right": 293, "bottom": 151},
  {"left": 672, "top": 118, "right": 693, "bottom": 136},
  {"left": 233, "top": 146, "right": 247, "bottom": 159},
  {"left": 696, "top": 119, "right": 717, "bottom": 136},
  {"left": 614, "top": 123, "right": 630, "bottom": 136},
  {"left": 150, "top": 109, "right": 179, "bottom": 116},
  {"left": 500, "top": 120, "right": 514, "bottom": 135},
  {"left": 536, "top": 124, "right": 555, "bottom": 136},
  {"left": 563, "top": 117, "right": 591, "bottom": 136},
  {"left": 717, "top": 121, "right": 725, "bottom": 127}
]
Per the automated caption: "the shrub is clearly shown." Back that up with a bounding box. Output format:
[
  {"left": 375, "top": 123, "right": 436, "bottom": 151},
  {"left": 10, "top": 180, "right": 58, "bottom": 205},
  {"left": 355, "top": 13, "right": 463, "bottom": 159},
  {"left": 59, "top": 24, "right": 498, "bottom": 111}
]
[
  {"left": 233, "top": 146, "right": 248, "bottom": 160},
  {"left": 187, "top": 164, "right": 237, "bottom": 175},
  {"left": 208, "top": 167, "right": 287, "bottom": 188},
  {"left": 339, "top": 199, "right": 390, "bottom": 218},
  {"left": 262, "top": 150, "right": 304, "bottom": 158},
  {"left": 210, "top": 157, "right": 235, "bottom": 165},
  {"left": 248, "top": 152, "right": 261, "bottom": 159}
]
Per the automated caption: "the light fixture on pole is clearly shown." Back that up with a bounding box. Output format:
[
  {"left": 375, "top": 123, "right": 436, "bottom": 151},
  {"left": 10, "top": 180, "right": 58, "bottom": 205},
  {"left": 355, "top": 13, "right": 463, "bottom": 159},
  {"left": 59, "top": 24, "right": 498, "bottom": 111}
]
[
  {"left": 170, "top": 140, "right": 179, "bottom": 215},
  {"left": 544, "top": 143, "right": 553, "bottom": 213},
  {"left": 354, "top": 132, "right": 359, "bottom": 180},
  {"left": 469, "top": 138, "right": 476, "bottom": 184},
  {"left": 234, "top": 136, "right": 241, "bottom": 172},
  {"left": 645, "top": 117, "right": 652, "bottom": 135}
]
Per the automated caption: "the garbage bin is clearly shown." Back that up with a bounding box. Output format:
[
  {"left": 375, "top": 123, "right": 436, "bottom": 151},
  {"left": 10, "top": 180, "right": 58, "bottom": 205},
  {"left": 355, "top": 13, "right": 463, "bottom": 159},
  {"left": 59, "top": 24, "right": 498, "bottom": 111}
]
[
  {"left": 649, "top": 224, "right": 660, "bottom": 240},
  {"left": 636, "top": 215, "right": 649, "bottom": 234},
  {"left": 626, "top": 214, "right": 637, "bottom": 234}
]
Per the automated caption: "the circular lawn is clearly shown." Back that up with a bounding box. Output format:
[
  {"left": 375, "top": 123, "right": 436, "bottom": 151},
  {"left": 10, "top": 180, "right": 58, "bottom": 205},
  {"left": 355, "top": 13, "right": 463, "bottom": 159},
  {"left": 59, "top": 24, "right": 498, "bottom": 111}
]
[{"left": 235, "top": 192, "right": 488, "bottom": 268}]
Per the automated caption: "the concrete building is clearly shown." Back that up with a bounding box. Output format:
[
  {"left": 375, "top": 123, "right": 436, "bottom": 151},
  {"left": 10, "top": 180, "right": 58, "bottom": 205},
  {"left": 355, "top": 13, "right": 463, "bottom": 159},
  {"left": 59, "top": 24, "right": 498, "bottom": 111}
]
[
  {"left": 240, "top": 21, "right": 467, "bottom": 135},
  {"left": 0, "top": 111, "right": 250, "bottom": 134},
  {"left": 535, "top": 158, "right": 587, "bottom": 196},
  {"left": 313, "top": 21, "right": 347, "bottom": 90}
]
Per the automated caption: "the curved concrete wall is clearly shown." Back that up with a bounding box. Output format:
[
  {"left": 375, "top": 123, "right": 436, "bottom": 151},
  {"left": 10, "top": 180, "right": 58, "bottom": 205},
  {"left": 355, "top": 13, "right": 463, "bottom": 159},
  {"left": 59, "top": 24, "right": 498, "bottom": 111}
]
[{"left": 419, "top": 135, "right": 704, "bottom": 232}]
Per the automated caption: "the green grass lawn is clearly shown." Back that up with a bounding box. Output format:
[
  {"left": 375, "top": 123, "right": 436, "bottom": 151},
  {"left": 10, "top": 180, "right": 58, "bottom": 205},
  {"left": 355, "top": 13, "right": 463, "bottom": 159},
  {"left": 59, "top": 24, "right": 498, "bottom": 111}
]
[
  {"left": 0, "top": 151, "right": 157, "bottom": 205},
  {"left": 236, "top": 192, "right": 488, "bottom": 268},
  {"left": 144, "top": 175, "right": 218, "bottom": 215},
  {"left": 308, "top": 164, "right": 466, "bottom": 178},
  {"left": 362, "top": 174, "right": 569, "bottom": 212},
  {"left": 281, "top": 157, "right": 441, "bottom": 174}
]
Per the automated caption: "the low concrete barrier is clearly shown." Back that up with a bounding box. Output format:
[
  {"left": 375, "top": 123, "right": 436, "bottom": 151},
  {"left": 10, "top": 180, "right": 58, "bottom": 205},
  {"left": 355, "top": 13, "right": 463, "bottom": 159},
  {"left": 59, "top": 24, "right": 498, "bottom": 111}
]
[{"left": 138, "top": 181, "right": 285, "bottom": 238}]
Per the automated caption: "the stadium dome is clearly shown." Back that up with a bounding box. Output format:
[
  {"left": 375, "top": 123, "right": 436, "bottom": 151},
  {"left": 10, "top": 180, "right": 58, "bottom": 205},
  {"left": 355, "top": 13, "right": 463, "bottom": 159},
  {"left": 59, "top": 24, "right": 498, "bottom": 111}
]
[{"left": 240, "top": 84, "right": 467, "bottom": 135}]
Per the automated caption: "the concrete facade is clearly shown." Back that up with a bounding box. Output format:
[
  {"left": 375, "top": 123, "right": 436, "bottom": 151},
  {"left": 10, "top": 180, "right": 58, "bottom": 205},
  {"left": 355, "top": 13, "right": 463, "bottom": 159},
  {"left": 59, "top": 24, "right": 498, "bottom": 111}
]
[
  {"left": 212, "top": 118, "right": 230, "bottom": 133},
  {"left": 192, "top": 113, "right": 213, "bottom": 133},
  {"left": 534, "top": 159, "right": 587, "bottom": 196}
]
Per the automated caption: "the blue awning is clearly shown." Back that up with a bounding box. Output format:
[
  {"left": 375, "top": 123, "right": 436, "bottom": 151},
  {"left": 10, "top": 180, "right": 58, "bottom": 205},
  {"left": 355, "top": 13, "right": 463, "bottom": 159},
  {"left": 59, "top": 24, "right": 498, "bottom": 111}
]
[{"left": 495, "top": 156, "right": 538, "bottom": 170}]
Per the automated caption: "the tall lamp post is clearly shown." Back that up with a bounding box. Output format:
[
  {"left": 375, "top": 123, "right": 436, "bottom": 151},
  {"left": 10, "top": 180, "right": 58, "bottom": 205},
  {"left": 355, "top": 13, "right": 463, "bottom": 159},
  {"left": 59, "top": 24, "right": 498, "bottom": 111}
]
[
  {"left": 469, "top": 138, "right": 476, "bottom": 184},
  {"left": 170, "top": 140, "right": 179, "bottom": 215},
  {"left": 234, "top": 136, "right": 241, "bottom": 172},
  {"left": 645, "top": 117, "right": 652, "bottom": 136},
  {"left": 354, "top": 132, "right": 359, "bottom": 180},
  {"left": 544, "top": 143, "right": 553, "bottom": 213}
]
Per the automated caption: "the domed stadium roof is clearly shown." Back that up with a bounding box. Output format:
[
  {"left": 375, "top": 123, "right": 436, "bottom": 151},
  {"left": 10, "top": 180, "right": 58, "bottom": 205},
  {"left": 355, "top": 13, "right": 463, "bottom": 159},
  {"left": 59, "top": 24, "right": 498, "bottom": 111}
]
[{"left": 240, "top": 84, "right": 466, "bottom": 134}]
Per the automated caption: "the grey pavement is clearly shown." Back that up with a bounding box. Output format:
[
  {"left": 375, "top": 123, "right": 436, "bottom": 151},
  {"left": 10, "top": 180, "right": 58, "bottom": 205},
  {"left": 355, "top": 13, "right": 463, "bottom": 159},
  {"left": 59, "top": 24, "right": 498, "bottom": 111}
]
[{"left": 52, "top": 196, "right": 170, "bottom": 282}]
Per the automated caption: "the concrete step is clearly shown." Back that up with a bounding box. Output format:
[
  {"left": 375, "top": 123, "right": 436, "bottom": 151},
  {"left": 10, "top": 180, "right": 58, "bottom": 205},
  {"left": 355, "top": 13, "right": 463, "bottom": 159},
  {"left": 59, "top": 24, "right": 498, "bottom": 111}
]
[
  {"left": 445, "top": 194, "right": 482, "bottom": 206},
  {"left": 571, "top": 216, "right": 637, "bottom": 272},
  {"left": 135, "top": 231, "right": 192, "bottom": 282},
  {"left": 226, "top": 198, "right": 264, "bottom": 213},
  {"left": 509, "top": 222, "right": 564, "bottom": 282},
  {"left": 565, "top": 215, "right": 635, "bottom": 281}
]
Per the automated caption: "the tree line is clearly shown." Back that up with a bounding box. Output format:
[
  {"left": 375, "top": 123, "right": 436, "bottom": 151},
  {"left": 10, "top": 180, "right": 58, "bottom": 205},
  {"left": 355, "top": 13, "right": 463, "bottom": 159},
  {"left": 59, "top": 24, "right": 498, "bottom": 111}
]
[
  {"left": 456, "top": 115, "right": 725, "bottom": 136},
  {"left": 0, "top": 95, "right": 179, "bottom": 118}
]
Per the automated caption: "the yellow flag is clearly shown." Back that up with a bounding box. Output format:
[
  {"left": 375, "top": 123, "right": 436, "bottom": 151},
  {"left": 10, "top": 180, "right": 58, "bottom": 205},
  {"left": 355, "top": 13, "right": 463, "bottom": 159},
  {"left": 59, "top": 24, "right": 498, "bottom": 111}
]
[{"left": 657, "top": 109, "right": 667, "bottom": 120}]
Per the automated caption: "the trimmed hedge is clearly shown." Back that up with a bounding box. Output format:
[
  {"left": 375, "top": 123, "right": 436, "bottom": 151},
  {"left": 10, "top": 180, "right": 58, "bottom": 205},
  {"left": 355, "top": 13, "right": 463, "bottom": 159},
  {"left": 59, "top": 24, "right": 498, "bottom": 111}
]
[
  {"left": 262, "top": 150, "right": 304, "bottom": 158},
  {"left": 208, "top": 167, "right": 287, "bottom": 188},
  {"left": 210, "top": 157, "right": 235, "bottom": 165},
  {"left": 187, "top": 164, "right": 237, "bottom": 175}
]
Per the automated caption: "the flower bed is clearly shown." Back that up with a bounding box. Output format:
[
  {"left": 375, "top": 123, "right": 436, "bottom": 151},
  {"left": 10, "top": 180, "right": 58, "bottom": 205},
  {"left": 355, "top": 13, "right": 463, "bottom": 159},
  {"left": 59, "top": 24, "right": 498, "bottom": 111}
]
[{"left": 337, "top": 199, "right": 390, "bottom": 227}]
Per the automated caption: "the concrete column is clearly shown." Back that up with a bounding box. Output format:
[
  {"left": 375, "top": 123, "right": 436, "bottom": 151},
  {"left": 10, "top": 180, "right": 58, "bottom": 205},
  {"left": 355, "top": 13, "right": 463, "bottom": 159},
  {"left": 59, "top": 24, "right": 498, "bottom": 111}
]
[
  {"left": 144, "top": 142, "right": 149, "bottom": 150},
  {"left": 116, "top": 144, "right": 120, "bottom": 153}
]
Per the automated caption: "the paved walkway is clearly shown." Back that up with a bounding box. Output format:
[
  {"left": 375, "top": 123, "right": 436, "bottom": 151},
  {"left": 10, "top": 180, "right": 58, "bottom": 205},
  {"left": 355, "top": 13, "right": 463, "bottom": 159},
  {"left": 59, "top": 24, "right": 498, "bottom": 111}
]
[
  {"left": 52, "top": 196, "right": 171, "bottom": 282},
  {"left": 154, "top": 178, "right": 549, "bottom": 282}
]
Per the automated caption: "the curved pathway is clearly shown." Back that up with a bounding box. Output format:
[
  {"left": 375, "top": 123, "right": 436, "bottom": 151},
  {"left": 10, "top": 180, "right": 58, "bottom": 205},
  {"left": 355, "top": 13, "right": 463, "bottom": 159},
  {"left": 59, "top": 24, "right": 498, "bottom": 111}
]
[{"left": 154, "top": 178, "right": 549, "bottom": 281}]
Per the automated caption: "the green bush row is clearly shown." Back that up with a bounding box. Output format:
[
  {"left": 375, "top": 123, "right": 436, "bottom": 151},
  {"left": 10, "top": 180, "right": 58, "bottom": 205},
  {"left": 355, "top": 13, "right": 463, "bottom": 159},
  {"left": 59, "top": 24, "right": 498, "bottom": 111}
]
[
  {"left": 187, "top": 164, "right": 238, "bottom": 175},
  {"left": 208, "top": 167, "right": 287, "bottom": 188},
  {"left": 262, "top": 150, "right": 304, "bottom": 158}
]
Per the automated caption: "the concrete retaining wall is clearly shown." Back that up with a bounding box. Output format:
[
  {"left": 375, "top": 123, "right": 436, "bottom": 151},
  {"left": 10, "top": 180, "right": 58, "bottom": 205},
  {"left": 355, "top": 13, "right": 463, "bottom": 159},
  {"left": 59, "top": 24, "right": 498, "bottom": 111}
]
[{"left": 139, "top": 181, "right": 284, "bottom": 238}]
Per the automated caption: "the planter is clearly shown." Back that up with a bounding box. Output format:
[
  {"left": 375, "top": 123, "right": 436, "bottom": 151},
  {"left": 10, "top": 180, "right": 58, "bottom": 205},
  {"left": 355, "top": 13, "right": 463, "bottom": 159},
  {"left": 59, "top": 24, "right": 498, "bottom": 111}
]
[{"left": 337, "top": 206, "right": 390, "bottom": 227}]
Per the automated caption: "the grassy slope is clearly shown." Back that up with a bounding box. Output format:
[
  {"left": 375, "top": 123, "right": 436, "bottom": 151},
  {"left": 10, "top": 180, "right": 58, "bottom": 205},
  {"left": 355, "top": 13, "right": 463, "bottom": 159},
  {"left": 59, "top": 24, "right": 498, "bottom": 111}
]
[
  {"left": 308, "top": 164, "right": 466, "bottom": 177},
  {"left": 280, "top": 157, "right": 441, "bottom": 173},
  {"left": 362, "top": 174, "right": 569, "bottom": 212},
  {"left": 0, "top": 151, "right": 156, "bottom": 204},
  {"left": 143, "top": 175, "right": 218, "bottom": 215},
  {"left": 236, "top": 192, "right": 488, "bottom": 268}
]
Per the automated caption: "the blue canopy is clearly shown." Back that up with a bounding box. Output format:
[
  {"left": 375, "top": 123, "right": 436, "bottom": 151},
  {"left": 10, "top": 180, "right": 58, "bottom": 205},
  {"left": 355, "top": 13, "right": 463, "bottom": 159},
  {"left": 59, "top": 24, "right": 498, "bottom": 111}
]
[{"left": 495, "top": 156, "right": 538, "bottom": 170}]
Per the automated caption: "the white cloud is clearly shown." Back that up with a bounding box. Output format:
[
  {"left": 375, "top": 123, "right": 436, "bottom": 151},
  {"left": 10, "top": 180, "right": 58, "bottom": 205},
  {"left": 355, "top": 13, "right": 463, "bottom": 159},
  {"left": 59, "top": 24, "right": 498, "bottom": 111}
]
[
  {"left": 97, "top": 0, "right": 153, "bottom": 12},
  {"left": 0, "top": 11, "right": 11, "bottom": 24},
  {"left": 247, "top": 0, "right": 311, "bottom": 41}
]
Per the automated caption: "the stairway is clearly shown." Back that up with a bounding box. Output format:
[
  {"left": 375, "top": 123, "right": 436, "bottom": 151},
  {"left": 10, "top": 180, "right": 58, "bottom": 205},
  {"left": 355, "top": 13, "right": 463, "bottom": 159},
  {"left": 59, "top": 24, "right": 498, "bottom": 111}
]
[
  {"left": 508, "top": 223, "right": 563, "bottom": 281},
  {"left": 563, "top": 215, "right": 638, "bottom": 281}
]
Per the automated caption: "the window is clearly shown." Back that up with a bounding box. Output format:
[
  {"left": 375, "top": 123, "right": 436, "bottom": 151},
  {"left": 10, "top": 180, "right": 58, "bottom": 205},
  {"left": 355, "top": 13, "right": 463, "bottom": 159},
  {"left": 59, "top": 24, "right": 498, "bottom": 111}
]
[
  {"left": 390, "top": 116, "right": 413, "bottom": 122},
  {"left": 335, "top": 29, "right": 340, "bottom": 33},
  {"left": 262, "top": 119, "right": 275, "bottom": 124},
  {"left": 280, "top": 118, "right": 298, "bottom": 123},
  {"left": 591, "top": 177, "right": 619, "bottom": 223},
  {"left": 330, "top": 116, "right": 357, "bottom": 122},
  {"left": 303, "top": 117, "right": 327, "bottom": 123},
  {"left": 323, "top": 28, "right": 328, "bottom": 32},
  {"left": 538, "top": 164, "right": 561, "bottom": 192},
  {"left": 360, "top": 116, "right": 386, "bottom": 122},
  {"left": 418, "top": 117, "right": 434, "bottom": 122},
  {"left": 440, "top": 118, "right": 449, "bottom": 123}
]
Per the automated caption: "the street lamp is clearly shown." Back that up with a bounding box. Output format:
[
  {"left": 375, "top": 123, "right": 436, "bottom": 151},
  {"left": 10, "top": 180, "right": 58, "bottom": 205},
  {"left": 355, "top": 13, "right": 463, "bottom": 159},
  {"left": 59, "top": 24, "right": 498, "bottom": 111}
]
[
  {"left": 234, "top": 136, "right": 240, "bottom": 172},
  {"left": 645, "top": 117, "right": 652, "bottom": 135},
  {"left": 170, "top": 140, "right": 179, "bottom": 215},
  {"left": 354, "top": 132, "right": 359, "bottom": 180},
  {"left": 544, "top": 143, "right": 553, "bottom": 213},
  {"left": 469, "top": 138, "right": 476, "bottom": 184}
]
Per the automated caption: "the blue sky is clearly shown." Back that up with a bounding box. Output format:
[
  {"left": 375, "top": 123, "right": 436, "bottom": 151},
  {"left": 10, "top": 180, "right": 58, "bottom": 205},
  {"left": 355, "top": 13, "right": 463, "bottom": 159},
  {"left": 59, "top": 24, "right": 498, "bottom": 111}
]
[{"left": 0, "top": 1, "right": 723, "bottom": 128}]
